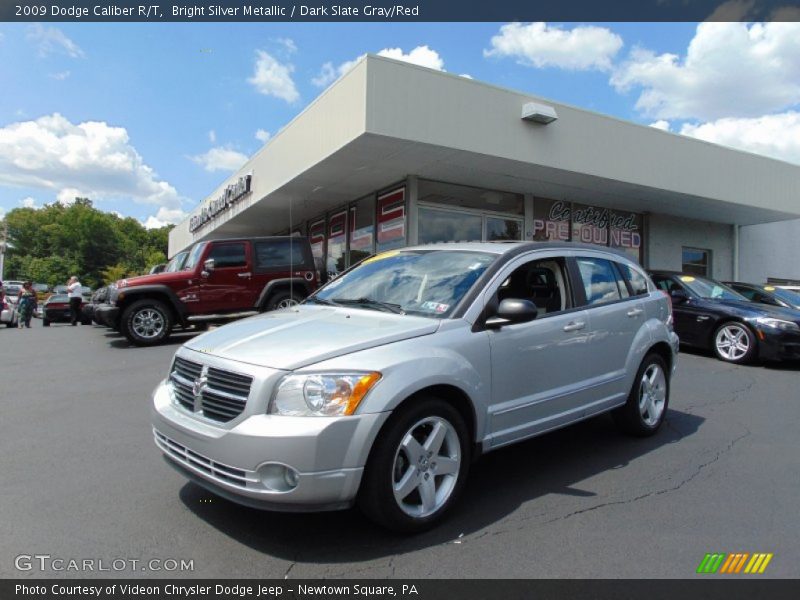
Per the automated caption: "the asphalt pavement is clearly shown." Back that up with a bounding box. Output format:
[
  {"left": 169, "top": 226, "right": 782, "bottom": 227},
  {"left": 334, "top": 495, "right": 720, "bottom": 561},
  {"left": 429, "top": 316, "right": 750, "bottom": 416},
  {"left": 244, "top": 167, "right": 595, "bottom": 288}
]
[{"left": 1, "top": 321, "right": 798, "bottom": 578}]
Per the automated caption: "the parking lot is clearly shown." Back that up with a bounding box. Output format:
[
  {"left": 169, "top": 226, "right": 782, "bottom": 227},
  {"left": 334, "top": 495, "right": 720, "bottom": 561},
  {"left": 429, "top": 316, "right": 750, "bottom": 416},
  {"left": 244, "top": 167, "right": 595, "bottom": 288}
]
[{"left": 2, "top": 322, "right": 798, "bottom": 579}]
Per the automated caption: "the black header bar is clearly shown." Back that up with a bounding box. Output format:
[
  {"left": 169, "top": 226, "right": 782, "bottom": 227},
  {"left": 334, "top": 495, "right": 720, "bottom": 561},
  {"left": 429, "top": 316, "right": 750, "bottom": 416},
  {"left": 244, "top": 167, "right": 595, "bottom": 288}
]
[{"left": 3, "top": 0, "right": 800, "bottom": 22}]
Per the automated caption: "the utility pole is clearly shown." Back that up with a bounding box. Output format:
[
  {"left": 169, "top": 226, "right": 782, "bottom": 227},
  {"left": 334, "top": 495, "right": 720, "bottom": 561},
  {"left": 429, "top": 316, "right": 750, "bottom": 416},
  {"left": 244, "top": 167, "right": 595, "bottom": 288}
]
[{"left": 0, "top": 221, "right": 7, "bottom": 282}]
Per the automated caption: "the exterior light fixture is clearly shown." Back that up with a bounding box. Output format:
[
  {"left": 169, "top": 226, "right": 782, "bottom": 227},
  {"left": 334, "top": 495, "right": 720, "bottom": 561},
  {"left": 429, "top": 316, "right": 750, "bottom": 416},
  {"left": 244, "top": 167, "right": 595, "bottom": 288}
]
[{"left": 521, "top": 102, "right": 558, "bottom": 124}]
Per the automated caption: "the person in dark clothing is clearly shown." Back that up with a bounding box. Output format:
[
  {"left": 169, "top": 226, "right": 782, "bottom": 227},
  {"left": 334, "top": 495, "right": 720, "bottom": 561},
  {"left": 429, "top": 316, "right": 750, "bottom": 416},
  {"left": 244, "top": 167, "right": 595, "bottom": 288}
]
[{"left": 16, "top": 281, "right": 37, "bottom": 328}]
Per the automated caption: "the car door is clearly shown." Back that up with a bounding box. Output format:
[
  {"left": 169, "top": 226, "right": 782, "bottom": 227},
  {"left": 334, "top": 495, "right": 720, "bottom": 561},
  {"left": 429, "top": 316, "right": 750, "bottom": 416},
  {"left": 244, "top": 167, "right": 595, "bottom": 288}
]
[
  {"left": 569, "top": 256, "right": 644, "bottom": 413},
  {"left": 199, "top": 241, "right": 253, "bottom": 313},
  {"left": 485, "top": 252, "right": 593, "bottom": 448}
]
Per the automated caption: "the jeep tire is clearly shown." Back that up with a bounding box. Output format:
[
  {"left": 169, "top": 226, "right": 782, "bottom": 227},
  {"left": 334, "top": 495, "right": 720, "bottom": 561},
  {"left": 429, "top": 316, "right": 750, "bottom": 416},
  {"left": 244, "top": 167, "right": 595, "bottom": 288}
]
[{"left": 121, "top": 299, "right": 173, "bottom": 346}]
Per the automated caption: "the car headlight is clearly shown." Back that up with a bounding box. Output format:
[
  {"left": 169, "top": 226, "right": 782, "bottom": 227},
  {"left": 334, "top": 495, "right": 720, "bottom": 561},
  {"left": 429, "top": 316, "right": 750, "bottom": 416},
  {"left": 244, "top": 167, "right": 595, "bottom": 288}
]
[
  {"left": 756, "top": 317, "right": 800, "bottom": 332},
  {"left": 269, "top": 372, "right": 382, "bottom": 417}
]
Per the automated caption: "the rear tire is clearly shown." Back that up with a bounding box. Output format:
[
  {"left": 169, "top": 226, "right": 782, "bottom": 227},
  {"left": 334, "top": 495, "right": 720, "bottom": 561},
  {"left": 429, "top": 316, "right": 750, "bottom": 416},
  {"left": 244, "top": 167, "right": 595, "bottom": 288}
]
[
  {"left": 121, "top": 299, "right": 173, "bottom": 346},
  {"left": 263, "top": 290, "right": 304, "bottom": 312},
  {"left": 613, "top": 353, "right": 670, "bottom": 437},
  {"left": 358, "top": 398, "right": 470, "bottom": 533}
]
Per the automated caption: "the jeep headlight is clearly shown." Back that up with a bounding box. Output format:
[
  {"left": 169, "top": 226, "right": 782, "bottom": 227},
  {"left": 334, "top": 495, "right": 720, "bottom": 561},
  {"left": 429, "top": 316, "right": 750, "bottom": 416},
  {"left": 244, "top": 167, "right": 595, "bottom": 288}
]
[
  {"left": 269, "top": 372, "right": 382, "bottom": 416},
  {"left": 756, "top": 317, "right": 800, "bottom": 332}
]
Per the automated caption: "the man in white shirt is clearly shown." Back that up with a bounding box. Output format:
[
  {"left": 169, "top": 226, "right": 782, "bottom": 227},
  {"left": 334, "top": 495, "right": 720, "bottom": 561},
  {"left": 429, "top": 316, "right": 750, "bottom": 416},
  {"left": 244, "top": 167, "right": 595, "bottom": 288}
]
[{"left": 67, "top": 276, "right": 83, "bottom": 326}]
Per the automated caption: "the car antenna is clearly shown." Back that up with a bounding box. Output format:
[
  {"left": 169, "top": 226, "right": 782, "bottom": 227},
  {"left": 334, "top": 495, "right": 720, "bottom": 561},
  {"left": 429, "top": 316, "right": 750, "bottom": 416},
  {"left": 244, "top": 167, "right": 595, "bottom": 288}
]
[{"left": 289, "top": 195, "right": 293, "bottom": 306}]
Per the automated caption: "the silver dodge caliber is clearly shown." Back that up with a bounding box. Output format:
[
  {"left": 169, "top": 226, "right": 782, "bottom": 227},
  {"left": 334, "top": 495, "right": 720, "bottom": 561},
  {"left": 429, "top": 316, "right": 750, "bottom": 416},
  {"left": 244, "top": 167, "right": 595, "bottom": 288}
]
[{"left": 152, "top": 242, "right": 679, "bottom": 532}]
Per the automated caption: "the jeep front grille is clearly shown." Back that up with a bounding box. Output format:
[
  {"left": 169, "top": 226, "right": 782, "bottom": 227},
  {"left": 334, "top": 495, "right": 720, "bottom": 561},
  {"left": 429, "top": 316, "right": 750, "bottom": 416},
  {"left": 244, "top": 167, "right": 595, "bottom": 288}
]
[{"left": 168, "top": 357, "right": 253, "bottom": 423}]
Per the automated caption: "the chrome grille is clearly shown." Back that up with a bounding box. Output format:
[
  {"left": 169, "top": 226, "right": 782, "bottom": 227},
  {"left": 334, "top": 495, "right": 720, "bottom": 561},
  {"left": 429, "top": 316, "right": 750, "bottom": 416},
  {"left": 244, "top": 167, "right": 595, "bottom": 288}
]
[
  {"left": 154, "top": 430, "right": 258, "bottom": 488},
  {"left": 168, "top": 356, "right": 253, "bottom": 423}
]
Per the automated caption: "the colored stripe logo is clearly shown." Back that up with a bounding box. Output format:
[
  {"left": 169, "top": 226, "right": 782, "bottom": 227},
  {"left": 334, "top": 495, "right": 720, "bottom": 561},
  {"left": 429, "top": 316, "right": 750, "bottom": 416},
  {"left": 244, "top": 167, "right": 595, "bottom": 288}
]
[{"left": 697, "top": 553, "right": 773, "bottom": 574}]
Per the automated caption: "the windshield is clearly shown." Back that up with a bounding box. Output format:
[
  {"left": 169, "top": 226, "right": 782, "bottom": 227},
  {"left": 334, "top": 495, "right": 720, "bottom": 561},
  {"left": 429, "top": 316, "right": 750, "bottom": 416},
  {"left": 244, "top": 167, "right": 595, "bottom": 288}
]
[
  {"left": 183, "top": 243, "right": 207, "bottom": 271},
  {"left": 165, "top": 251, "right": 189, "bottom": 273},
  {"left": 312, "top": 250, "right": 497, "bottom": 318},
  {"left": 679, "top": 276, "right": 746, "bottom": 301},
  {"left": 770, "top": 287, "right": 800, "bottom": 307}
]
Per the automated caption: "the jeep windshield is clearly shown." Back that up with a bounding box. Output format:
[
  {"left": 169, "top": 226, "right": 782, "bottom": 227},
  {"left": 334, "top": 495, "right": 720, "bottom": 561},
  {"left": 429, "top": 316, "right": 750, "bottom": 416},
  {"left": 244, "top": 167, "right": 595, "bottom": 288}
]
[
  {"left": 165, "top": 251, "right": 189, "bottom": 273},
  {"left": 183, "top": 243, "right": 207, "bottom": 271},
  {"left": 309, "top": 249, "right": 497, "bottom": 318}
]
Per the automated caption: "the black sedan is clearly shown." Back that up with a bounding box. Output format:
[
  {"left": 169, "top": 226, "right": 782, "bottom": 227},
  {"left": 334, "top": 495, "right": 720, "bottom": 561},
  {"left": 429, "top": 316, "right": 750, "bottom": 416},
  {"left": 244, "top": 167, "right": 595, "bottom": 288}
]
[
  {"left": 42, "top": 294, "right": 92, "bottom": 326},
  {"left": 723, "top": 281, "right": 800, "bottom": 311},
  {"left": 649, "top": 271, "right": 800, "bottom": 364}
]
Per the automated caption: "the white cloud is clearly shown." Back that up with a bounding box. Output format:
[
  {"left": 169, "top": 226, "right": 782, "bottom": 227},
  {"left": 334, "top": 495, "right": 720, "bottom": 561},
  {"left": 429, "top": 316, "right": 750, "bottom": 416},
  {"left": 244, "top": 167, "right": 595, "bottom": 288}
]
[
  {"left": 208, "top": 130, "right": 216, "bottom": 143},
  {"left": 680, "top": 112, "right": 800, "bottom": 165},
  {"left": 0, "top": 113, "right": 183, "bottom": 212},
  {"left": 248, "top": 50, "right": 299, "bottom": 103},
  {"left": 255, "top": 129, "right": 271, "bottom": 143},
  {"left": 27, "top": 25, "right": 85, "bottom": 59},
  {"left": 611, "top": 23, "right": 800, "bottom": 121},
  {"left": 460, "top": 73, "right": 473, "bottom": 79},
  {"left": 484, "top": 22, "right": 623, "bottom": 72},
  {"left": 649, "top": 120, "right": 671, "bottom": 131},
  {"left": 275, "top": 37, "right": 297, "bottom": 54},
  {"left": 313, "top": 46, "right": 444, "bottom": 88},
  {"left": 190, "top": 146, "right": 249, "bottom": 172},
  {"left": 143, "top": 206, "right": 187, "bottom": 228},
  {"left": 20, "top": 196, "right": 38, "bottom": 208},
  {"left": 49, "top": 71, "right": 71, "bottom": 81}
]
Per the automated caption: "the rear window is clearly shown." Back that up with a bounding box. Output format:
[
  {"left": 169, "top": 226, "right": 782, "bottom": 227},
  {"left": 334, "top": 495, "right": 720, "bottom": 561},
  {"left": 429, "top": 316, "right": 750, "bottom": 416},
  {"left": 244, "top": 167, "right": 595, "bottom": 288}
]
[
  {"left": 575, "top": 257, "right": 627, "bottom": 306},
  {"left": 48, "top": 295, "right": 68, "bottom": 303},
  {"left": 254, "top": 239, "right": 306, "bottom": 269},
  {"left": 617, "top": 263, "right": 650, "bottom": 296}
]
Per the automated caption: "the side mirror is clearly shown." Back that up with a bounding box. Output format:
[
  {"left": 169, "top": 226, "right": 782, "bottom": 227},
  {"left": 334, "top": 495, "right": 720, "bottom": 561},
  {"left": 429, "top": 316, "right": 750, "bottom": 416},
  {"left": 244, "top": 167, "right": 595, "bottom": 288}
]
[
  {"left": 670, "top": 289, "right": 689, "bottom": 304},
  {"left": 201, "top": 258, "right": 215, "bottom": 277},
  {"left": 486, "top": 298, "right": 538, "bottom": 328}
]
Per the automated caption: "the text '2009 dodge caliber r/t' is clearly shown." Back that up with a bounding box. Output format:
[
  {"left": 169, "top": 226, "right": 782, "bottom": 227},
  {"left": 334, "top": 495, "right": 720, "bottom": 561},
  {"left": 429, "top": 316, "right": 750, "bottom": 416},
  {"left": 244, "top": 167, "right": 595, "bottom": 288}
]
[{"left": 152, "top": 242, "right": 679, "bottom": 532}]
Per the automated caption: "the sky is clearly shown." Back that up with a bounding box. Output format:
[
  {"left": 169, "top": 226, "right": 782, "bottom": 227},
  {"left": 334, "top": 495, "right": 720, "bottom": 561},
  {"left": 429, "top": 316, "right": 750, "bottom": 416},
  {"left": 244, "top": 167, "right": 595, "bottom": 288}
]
[{"left": 1, "top": 21, "right": 799, "bottom": 228}]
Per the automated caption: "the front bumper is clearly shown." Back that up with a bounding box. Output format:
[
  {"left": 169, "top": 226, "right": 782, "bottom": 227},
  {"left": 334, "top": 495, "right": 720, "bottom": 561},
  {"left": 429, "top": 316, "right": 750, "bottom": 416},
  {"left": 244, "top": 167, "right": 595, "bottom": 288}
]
[
  {"left": 94, "top": 304, "right": 120, "bottom": 328},
  {"left": 151, "top": 381, "right": 389, "bottom": 512},
  {"left": 757, "top": 328, "right": 800, "bottom": 361}
]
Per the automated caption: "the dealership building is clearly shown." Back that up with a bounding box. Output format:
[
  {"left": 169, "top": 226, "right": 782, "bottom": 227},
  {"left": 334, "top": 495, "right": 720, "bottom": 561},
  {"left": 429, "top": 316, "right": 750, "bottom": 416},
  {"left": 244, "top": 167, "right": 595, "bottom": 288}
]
[{"left": 169, "top": 55, "right": 800, "bottom": 282}]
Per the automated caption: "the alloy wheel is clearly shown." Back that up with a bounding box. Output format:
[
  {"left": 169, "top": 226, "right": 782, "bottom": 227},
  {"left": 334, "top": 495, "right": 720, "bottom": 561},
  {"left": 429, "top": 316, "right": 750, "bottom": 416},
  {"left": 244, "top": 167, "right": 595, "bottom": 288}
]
[
  {"left": 391, "top": 416, "right": 461, "bottom": 518},
  {"left": 715, "top": 324, "right": 750, "bottom": 361},
  {"left": 132, "top": 308, "right": 165, "bottom": 339},
  {"left": 638, "top": 363, "right": 666, "bottom": 427},
  {"left": 275, "top": 297, "right": 299, "bottom": 309}
]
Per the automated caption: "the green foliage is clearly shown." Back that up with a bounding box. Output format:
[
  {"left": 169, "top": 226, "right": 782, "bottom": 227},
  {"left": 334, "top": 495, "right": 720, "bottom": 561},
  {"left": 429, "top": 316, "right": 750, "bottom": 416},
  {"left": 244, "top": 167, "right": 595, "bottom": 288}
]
[{"left": 1, "top": 198, "right": 174, "bottom": 288}]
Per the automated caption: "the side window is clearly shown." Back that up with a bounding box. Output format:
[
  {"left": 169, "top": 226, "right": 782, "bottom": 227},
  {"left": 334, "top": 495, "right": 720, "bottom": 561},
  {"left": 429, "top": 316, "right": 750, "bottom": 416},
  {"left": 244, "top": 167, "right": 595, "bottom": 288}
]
[
  {"left": 618, "top": 263, "right": 650, "bottom": 296},
  {"left": 207, "top": 243, "right": 247, "bottom": 268},
  {"left": 575, "top": 257, "right": 626, "bottom": 306},
  {"left": 497, "top": 257, "right": 571, "bottom": 315},
  {"left": 254, "top": 239, "right": 305, "bottom": 269}
]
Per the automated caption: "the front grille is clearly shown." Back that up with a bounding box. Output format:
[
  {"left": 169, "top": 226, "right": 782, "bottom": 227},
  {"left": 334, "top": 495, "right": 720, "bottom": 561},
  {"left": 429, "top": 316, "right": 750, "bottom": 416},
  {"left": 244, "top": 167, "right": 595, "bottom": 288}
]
[
  {"left": 168, "top": 356, "right": 253, "bottom": 422},
  {"left": 154, "top": 430, "right": 258, "bottom": 489}
]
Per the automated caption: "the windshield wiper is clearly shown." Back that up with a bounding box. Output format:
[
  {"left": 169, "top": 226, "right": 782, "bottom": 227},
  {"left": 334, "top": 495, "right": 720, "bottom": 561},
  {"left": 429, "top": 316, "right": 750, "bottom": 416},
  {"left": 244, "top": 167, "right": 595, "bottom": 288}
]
[
  {"left": 304, "top": 297, "right": 339, "bottom": 306},
  {"left": 333, "top": 298, "right": 405, "bottom": 314}
]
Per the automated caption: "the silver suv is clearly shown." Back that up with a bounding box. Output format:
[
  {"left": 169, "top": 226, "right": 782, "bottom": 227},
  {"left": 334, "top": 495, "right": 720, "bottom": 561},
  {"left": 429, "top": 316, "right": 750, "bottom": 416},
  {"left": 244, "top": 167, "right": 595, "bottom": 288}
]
[{"left": 152, "top": 242, "right": 679, "bottom": 531}]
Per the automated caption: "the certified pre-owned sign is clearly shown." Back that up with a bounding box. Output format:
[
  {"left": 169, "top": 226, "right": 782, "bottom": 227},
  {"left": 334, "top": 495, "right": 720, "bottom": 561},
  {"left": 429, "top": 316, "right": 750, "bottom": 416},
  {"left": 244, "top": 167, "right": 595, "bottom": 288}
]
[{"left": 189, "top": 174, "right": 252, "bottom": 233}]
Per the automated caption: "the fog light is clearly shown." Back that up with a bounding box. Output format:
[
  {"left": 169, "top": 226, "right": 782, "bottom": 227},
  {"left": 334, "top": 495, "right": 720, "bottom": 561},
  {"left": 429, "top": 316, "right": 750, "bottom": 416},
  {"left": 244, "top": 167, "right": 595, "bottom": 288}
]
[{"left": 257, "top": 463, "right": 299, "bottom": 492}]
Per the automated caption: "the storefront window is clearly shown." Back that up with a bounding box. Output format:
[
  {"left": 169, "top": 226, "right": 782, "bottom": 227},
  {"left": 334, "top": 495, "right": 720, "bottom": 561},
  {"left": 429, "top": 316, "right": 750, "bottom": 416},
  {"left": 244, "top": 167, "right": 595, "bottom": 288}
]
[
  {"left": 326, "top": 210, "right": 347, "bottom": 278},
  {"left": 486, "top": 216, "right": 523, "bottom": 241},
  {"left": 609, "top": 210, "right": 643, "bottom": 262},
  {"left": 376, "top": 187, "right": 406, "bottom": 252},
  {"left": 308, "top": 219, "right": 326, "bottom": 265},
  {"left": 349, "top": 196, "right": 375, "bottom": 266},
  {"left": 571, "top": 203, "right": 609, "bottom": 246},
  {"left": 532, "top": 198, "right": 571, "bottom": 242},
  {"left": 418, "top": 207, "right": 482, "bottom": 244},
  {"left": 418, "top": 180, "right": 524, "bottom": 215},
  {"left": 682, "top": 247, "right": 711, "bottom": 276}
]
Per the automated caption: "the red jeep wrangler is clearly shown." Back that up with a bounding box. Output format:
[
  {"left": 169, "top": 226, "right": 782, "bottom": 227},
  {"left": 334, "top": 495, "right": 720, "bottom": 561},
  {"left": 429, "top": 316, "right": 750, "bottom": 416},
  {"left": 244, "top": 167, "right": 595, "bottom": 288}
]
[{"left": 96, "top": 236, "right": 318, "bottom": 346}]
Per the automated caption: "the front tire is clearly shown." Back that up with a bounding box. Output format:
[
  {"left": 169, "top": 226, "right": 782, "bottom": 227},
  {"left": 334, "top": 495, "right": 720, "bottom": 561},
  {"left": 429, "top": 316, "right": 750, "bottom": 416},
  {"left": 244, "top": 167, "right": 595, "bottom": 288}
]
[
  {"left": 712, "top": 322, "right": 756, "bottom": 364},
  {"left": 358, "top": 399, "right": 470, "bottom": 533},
  {"left": 121, "top": 299, "right": 173, "bottom": 346},
  {"left": 613, "top": 353, "right": 670, "bottom": 437}
]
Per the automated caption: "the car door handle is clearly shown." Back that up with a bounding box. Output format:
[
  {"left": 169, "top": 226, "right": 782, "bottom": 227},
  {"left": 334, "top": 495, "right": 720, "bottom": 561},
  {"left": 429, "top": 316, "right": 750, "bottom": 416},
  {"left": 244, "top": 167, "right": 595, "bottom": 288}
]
[
  {"left": 627, "top": 307, "right": 644, "bottom": 317},
  {"left": 696, "top": 315, "right": 710, "bottom": 321},
  {"left": 237, "top": 272, "right": 252, "bottom": 278},
  {"left": 563, "top": 321, "right": 586, "bottom": 332}
]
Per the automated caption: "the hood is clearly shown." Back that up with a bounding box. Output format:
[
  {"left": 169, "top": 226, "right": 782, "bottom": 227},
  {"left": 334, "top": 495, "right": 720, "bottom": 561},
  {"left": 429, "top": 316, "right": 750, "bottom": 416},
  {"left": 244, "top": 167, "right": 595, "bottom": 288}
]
[
  {"left": 183, "top": 305, "right": 440, "bottom": 370},
  {"left": 120, "top": 270, "right": 192, "bottom": 287},
  {"left": 713, "top": 299, "right": 800, "bottom": 323}
]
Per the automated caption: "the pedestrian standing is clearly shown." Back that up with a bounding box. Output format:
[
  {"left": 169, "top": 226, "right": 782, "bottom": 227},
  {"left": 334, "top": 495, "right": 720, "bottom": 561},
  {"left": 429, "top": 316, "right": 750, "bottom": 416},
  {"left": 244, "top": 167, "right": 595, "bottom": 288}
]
[
  {"left": 16, "top": 281, "right": 37, "bottom": 329},
  {"left": 67, "top": 276, "right": 83, "bottom": 326}
]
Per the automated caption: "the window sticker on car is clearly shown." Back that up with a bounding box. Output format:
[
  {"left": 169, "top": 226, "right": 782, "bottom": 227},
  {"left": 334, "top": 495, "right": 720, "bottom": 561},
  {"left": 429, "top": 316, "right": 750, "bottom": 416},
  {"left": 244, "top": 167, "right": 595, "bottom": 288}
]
[
  {"left": 362, "top": 251, "right": 400, "bottom": 265},
  {"left": 421, "top": 301, "right": 450, "bottom": 313},
  {"left": 680, "top": 276, "right": 696, "bottom": 282}
]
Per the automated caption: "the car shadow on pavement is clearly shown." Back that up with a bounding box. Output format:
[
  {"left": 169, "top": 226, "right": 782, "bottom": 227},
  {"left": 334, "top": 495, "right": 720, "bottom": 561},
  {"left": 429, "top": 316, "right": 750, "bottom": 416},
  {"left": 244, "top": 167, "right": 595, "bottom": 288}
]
[
  {"left": 106, "top": 332, "right": 201, "bottom": 348},
  {"left": 679, "top": 345, "right": 800, "bottom": 371},
  {"left": 179, "top": 408, "right": 704, "bottom": 564}
]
